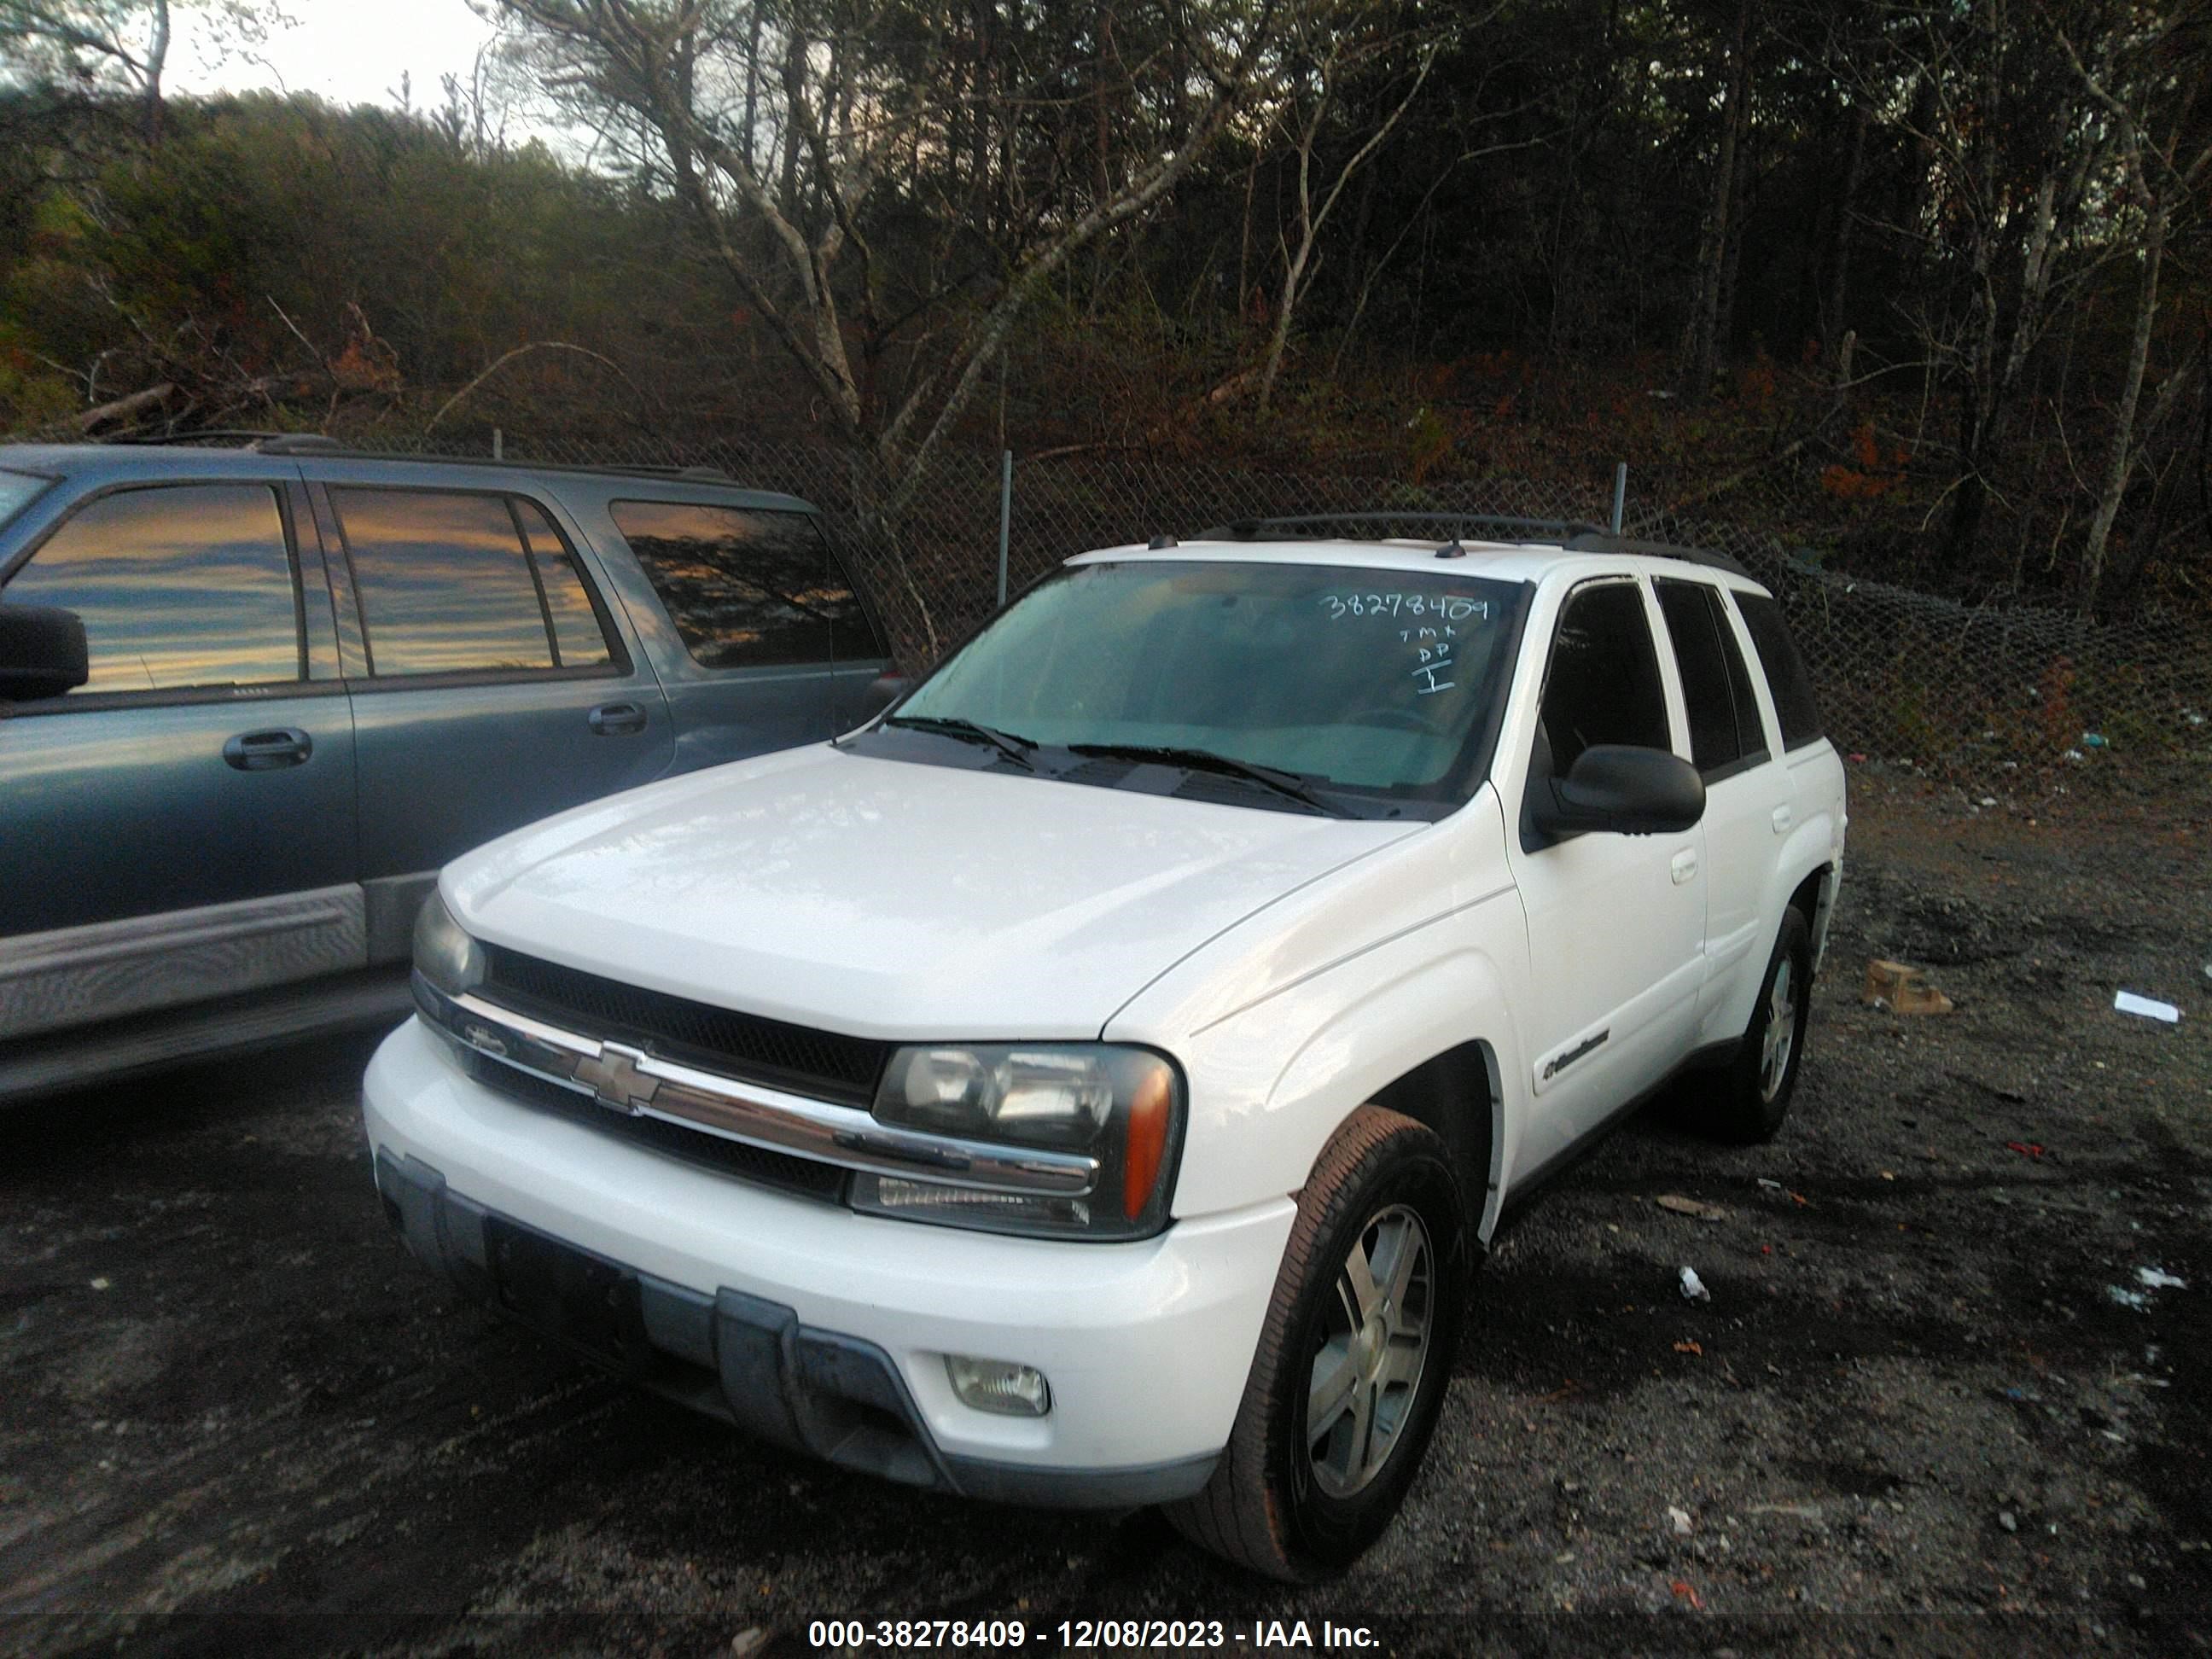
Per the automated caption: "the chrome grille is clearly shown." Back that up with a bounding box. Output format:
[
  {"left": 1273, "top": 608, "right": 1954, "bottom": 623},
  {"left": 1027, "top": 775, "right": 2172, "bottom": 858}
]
[
  {"left": 480, "top": 946, "right": 888, "bottom": 1107},
  {"left": 454, "top": 1045, "right": 848, "bottom": 1202}
]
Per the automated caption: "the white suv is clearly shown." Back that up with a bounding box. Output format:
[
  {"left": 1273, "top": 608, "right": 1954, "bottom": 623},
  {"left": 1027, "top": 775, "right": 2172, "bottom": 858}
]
[{"left": 364, "top": 518, "right": 1846, "bottom": 1579}]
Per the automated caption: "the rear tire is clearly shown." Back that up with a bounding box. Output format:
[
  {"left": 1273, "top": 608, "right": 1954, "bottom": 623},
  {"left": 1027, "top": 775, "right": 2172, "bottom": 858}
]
[
  {"left": 1699, "top": 906, "right": 1813, "bottom": 1144},
  {"left": 1165, "top": 1106, "right": 1468, "bottom": 1580}
]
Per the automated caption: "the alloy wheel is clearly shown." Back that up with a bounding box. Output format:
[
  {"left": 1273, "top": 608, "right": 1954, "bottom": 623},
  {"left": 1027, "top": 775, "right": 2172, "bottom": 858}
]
[
  {"left": 1759, "top": 956, "right": 1798, "bottom": 1103},
  {"left": 1305, "top": 1203, "right": 1434, "bottom": 1498}
]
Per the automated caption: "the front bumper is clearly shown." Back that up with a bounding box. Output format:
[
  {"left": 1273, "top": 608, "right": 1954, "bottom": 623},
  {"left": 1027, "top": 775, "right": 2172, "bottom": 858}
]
[{"left": 364, "top": 1016, "right": 1295, "bottom": 1506}]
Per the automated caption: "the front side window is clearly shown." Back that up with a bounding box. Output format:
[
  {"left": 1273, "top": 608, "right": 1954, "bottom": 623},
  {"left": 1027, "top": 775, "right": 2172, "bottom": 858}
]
[
  {"left": 1535, "top": 579, "right": 1670, "bottom": 777},
  {"left": 611, "top": 501, "right": 884, "bottom": 669},
  {"left": 3, "top": 483, "right": 301, "bottom": 694},
  {"left": 333, "top": 488, "right": 555, "bottom": 678},
  {"left": 888, "top": 560, "right": 1523, "bottom": 802}
]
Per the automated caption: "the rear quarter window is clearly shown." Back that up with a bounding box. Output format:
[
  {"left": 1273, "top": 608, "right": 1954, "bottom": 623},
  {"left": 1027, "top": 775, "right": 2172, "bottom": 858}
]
[
  {"left": 610, "top": 501, "right": 885, "bottom": 669},
  {"left": 1732, "top": 590, "right": 1824, "bottom": 751},
  {"left": 0, "top": 469, "right": 52, "bottom": 533}
]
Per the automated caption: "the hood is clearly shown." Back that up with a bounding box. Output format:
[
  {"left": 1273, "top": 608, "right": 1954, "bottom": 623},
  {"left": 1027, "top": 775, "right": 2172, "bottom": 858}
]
[{"left": 445, "top": 745, "right": 1420, "bottom": 1039}]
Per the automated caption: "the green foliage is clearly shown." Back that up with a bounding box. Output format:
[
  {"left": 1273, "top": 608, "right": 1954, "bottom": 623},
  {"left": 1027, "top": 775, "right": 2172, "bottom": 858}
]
[
  {"left": 0, "top": 90, "right": 707, "bottom": 433},
  {"left": 0, "top": 0, "right": 2203, "bottom": 624}
]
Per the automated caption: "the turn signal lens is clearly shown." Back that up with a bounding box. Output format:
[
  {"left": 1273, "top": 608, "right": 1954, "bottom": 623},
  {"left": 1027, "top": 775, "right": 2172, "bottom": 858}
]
[
  {"left": 859, "top": 1178, "right": 1089, "bottom": 1233},
  {"left": 1123, "top": 1064, "right": 1173, "bottom": 1220}
]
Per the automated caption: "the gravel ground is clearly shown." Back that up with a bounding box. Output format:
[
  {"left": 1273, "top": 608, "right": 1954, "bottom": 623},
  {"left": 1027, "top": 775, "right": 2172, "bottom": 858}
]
[{"left": 2, "top": 771, "right": 2207, "bottom": 1657}]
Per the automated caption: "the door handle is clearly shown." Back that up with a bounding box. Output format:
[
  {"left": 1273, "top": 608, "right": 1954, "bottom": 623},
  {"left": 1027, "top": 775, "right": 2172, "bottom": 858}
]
[
  {"left": 1772, "top": 805, "right": 1794, "bottom": 835},
  {"left": 588, "top": 701, "right": 648, "bottom": 737},
  {"left": 223, "top": 727, "right": 312, "bottom": 771},
  {"left": 1670, "top": 848, "right": 1698, "bottom": 885}
]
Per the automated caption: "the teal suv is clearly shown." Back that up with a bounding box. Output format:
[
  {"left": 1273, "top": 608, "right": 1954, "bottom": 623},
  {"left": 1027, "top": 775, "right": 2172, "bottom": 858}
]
[{"left": 0, "top": 439, "right": 894, "bottom": 1101}]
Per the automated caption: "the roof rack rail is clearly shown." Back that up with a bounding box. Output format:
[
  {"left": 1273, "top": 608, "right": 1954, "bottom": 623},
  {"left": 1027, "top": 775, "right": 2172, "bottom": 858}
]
[
  {"left": 1196, "top": 511, "right": 1610, "bottom": 543},
  {"left": 1561, "top": 528, "right": 1750, "bottom": 579},
  {"left": 1184, "top": 509, "right": 1753, "bottom": 579},
  {"left": 342, "top": 451, "right": 763, "bottom": 487},
  {"left": 102, "top": 428, "right": 289, "bottom": 447},
  {"left": 86, "top": 433, "right": 767, "bottom": 491}
]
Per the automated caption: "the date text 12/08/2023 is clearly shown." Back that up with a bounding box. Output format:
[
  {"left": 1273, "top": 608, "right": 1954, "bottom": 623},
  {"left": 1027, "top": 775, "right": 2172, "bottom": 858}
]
[{"left": 805, "top": 1618, "right": 1382, "bottom": 1650}]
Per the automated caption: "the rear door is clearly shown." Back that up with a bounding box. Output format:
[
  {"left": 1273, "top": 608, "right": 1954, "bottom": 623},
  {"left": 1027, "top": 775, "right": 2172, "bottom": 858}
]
[
  {"left": 605, "top": 499, "right": 890, "bottom": 766},
  {"left": 0, "top": 474, "right": 359, "bottom": 1039},
  {"left": 1729, "top": 585, "right": 1846, "bottom": 953},
  {"left": 1502, "top": 573, "right": 1706, "bottom": 1160},
  {"left": 307, "top": 480, "right": 675, "bottom": 960},
  {"left": 1651, "top": 576, "right": 1791, "bottom": 1037}
]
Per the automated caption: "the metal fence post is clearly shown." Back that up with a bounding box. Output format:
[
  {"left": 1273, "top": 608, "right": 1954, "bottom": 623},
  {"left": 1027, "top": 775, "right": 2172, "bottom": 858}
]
[
  {"left": 1610, "top": 462, "right": 1627, "bottom": 534},
  {"left": 997, "top": 449, "right": 1013, "bottom": 608}
]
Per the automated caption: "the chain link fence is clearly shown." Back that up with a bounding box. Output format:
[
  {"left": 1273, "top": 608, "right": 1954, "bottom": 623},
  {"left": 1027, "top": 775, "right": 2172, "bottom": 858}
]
[{"left": 388, "top": 428, "right": 2212, "bottom": 795}]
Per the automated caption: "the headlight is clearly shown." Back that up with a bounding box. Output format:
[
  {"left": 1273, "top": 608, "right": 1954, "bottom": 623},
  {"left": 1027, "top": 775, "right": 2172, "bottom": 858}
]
[
  {"left": 412, "top": 890, "right": 485, "bottom": 999},
  {"left": 853, "top": 1044, "right": 1182, "bottom": 1239}
]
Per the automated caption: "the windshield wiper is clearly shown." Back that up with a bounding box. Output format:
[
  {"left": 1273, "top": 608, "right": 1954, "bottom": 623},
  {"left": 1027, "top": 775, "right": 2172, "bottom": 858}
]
[
  {"left": 885, "top": 714, "right": 1038, "bottom": 771},
  {"left": 1065, "top": 742, "right": 1334, "bottom": 814}
]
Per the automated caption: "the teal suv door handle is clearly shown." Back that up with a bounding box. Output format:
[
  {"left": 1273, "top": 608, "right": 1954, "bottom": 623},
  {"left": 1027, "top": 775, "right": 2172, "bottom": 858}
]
[
  {"left": 223, "top": 727, "right": 313, "bottom": 771},
  {"left": 588, "top": 701, "right": 649, "bottom": 737}
]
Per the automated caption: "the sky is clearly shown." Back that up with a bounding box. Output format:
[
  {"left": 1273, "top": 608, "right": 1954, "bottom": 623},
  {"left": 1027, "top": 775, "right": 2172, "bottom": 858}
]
[{"left": 172, "top": 0, "right": 503, "bottom": 113}]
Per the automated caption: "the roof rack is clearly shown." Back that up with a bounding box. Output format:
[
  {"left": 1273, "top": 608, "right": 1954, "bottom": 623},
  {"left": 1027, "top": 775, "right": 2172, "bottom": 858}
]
[
  {"left": 1563, "top": 529, "right": 1749, "bottom": 579},
  {"left": 1199, "top": 511, "right": 1609, "bottom": 543},
  {"left": 1566, "top": 539, "right": 1751, "bottom": 584},
  {"left": 102, "top": 428, "right": 293, "bottom": 447},
  {"left": 1188, "top": 509, "right": 1749, "bottom": 579},
  {"left": 88, "top": 432, "right": 742, "bottom": 488}
]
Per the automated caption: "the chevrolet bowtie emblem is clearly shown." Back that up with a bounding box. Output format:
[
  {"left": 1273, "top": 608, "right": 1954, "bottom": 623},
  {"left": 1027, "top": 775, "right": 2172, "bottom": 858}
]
[{"left": 573, "top": 1042, "right": 661, "bottom": 1115}]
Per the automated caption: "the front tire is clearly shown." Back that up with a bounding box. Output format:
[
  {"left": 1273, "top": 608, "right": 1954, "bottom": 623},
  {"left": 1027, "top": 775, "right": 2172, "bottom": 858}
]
[{"left": 1166, "top": 1106, "right": 1468, "bottom": 1580}]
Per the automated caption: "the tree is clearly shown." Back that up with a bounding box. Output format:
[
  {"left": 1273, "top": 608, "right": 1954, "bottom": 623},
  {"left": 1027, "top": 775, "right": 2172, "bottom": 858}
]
[
  {"left": 1249, "top": 3, "right": 1449, "bottom": 416},
  {"left": 0, "top": 1, "right": 276, "bottom": 142},
  {"left": 1679, "top": 0, "right": 1754, "bottom": 401},
  {"left": 492, "top": 0, "right": 1284, "bottom": 521},
  {"left": 2055, "top": 3, "right": 2210, "bottom": 614},
  {"left": 3, "top": 0, "right": 174, "bottom": 141},
  {"left": 1847, "top": 0, "right": 2117, "bottom": 571}
]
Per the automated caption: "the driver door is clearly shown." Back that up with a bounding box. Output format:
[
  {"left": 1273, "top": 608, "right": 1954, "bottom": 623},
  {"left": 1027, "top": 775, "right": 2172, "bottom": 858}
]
[{"left": 1505, "top": 574, "right": 1706, "bottom": 1161}]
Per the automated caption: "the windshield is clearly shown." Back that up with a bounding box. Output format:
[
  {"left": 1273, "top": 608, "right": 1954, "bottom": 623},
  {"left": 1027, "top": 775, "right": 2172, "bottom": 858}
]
[{"left": 891, "top": 559, "right": 1524, "bottom": 803}]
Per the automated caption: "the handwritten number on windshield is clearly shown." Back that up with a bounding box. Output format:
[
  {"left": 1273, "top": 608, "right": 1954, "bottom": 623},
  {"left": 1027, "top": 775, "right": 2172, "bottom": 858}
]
[{"left": 1318, "top": 593, "right": 1487, "bottom": 622}]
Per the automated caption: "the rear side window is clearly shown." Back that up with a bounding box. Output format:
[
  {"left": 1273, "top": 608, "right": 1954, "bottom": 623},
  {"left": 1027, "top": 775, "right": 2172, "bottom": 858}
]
[
  {"left": 333, "top": 488, "right": 612, "bottom": 678},
  {"left": 1732, "top": 590, "right": 1824, "bottom": 751},
  {"left": 3, "top": 483, "right": 302, "bottom": 694},
  {"left": 1654, "top": 580, "right": 1738, "bottom": 773},
  {"left": 1713, "top": 597, "right": 1768, "bottom": 760},
  {"left": 611, "top": 501, "right": 886, "bottom": 669},
  {"left": 1537, "top": 579, "right": 1669, "bottom": 775},
  {"left": 1655, "top": 579, "right": 1770, "bottom": 777}
]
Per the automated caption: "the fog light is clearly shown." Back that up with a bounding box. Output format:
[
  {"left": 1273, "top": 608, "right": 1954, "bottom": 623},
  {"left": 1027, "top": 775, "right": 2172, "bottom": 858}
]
[{"left": 946, "top": 1354, "right": 1051, "bottom": 1417}]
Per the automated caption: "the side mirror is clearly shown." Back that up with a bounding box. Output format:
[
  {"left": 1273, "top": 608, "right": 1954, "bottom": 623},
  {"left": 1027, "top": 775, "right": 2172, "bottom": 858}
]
[
  {"left": 0, "top": 603, "right": 89, "bottom": 702},
  {"left": 1529, "top": 744, "right": 1704, "bottom": 838}
]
